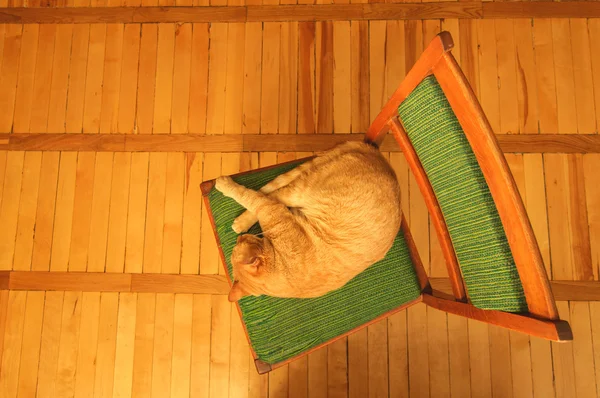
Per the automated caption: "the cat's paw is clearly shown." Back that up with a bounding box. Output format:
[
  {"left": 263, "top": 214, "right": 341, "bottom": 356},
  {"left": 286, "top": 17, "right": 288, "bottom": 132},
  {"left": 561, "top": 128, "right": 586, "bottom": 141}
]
[
  {"left": 232, "top": 211, "right": 258, "bottom": 234},
  {"left": 215, "top": 176, "right": 236, "bottom": 196}
]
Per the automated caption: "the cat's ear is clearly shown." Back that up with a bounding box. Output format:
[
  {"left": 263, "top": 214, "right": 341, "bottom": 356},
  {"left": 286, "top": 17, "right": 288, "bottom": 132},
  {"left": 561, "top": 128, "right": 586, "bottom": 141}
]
[
  {"left": 228, "top": 281, "right": 249, "bottom": 302},
  {"left": 243, "top": 257, "right": 262, "bottom": 275}
]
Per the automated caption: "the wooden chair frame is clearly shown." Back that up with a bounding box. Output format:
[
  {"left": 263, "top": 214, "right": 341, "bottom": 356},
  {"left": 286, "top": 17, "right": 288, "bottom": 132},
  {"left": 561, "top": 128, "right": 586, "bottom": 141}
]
[
  {"left": 366, "top": 31, "right": 572, "bottom": 342},
  {"left": 200, "top": 30, "right": 571, "bottom": 375}
]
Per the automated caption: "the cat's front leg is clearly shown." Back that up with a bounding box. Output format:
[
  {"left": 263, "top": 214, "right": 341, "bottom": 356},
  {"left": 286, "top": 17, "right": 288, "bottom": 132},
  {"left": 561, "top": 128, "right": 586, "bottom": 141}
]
[{"left": 214, "top": 176, "right": 238, "bottom": 198}]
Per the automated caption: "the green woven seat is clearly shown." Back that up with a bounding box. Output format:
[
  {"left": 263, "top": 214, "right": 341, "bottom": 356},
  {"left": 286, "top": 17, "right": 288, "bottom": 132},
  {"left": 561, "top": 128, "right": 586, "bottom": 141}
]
[
  {"left": 398, "top": 75, "right": 527, "bottom": 312},
  {"left": 205, "top": 162, "right": 421, "bottom": 365}
]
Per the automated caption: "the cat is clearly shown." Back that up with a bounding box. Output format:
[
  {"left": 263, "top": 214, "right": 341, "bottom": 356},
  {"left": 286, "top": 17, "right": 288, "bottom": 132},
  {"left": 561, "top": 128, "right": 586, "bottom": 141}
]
[{"left": 214, "top": 141, "right": 402, "bottom": 302}]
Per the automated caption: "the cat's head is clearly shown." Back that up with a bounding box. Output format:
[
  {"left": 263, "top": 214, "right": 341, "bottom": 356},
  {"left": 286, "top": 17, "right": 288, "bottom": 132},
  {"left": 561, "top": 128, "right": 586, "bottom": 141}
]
[{"left": 228, "top": 234, "right": 271, "bottom": 302}]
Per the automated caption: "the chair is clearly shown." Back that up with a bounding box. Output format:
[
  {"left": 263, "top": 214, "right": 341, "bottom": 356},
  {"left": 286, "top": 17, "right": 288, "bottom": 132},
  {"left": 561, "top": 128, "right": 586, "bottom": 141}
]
[{"left": 200, "top": 31, "right": 572, "bottom": 375}]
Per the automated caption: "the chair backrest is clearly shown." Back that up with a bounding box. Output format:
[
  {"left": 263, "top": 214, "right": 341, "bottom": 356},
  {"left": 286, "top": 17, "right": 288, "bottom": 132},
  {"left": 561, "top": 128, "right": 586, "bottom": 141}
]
[
  {"left": 367, "top": 31, "right": 571, "bottom": 341},
  {"left": 398, "top": 75, "right": 527, "bottom": 313}
]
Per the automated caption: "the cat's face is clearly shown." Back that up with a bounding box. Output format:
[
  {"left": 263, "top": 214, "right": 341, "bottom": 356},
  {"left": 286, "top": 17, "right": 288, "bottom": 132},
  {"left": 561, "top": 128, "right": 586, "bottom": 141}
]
[{"left": 228, "top": 234, "right": 268, "bottom": 302}]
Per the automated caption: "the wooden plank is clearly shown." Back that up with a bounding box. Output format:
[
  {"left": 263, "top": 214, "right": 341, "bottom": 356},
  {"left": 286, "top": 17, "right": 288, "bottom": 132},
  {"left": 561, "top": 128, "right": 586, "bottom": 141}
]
[
  {"left": 288, "top": 357, "right": 307, "bottom": 398},
  {"left": 131, "top": 293, "right": 156, "bottom": 398},
  {"left": 583, "top": 154, "right": 600, "bottom": 281},
  {"left": 459, "top": 19, "right": 479, "bottom": 97},
  {"left": 0, "top": 291, "right": 26, "bottom": 397},
  {"left": 279, "top": 22, "right": 299, "bottom": 135},
  {"left": 73, "top": 292, "right": 101, "bottom": 398},
  {"left": 137, "top": 24, "right": 158, "bottom": 134},
  {"left": 570, "top": 18, "right": 596, "bottom": 135},
  {"left": 229, "top": 311, "right": 249, "bottom": 398},
  {"left": 5, "top": 133, "right": 600, "bottom": 153},
  {"left": 55, "top": 291, "right": 83, "bottom": 398},
  {"left": 591, "top": 302, "right": 600, "bottom": 398},
  {"left": 530, "top": 336, "right": 555, "bottom": 398},
  {"left": 407, "top": 303, "right": 429, "bottom": 397},
  {"left": 513, "top": 19, "right": 538, "bottom": 135},
  {"left": 31, "top": 151, "right": 60, "bottom": 271},
  {"left": 143, "top": 152, "right": 168, "bottom": 273},
  {"left": 369, "top": 20, "right": 386, "bottom": 124},
  {"left": 35, "top": 291, "right": 64, "bottom": 398},
  {"left": 187, "top": 23, "right": 209, "bottom": 133},
  {"left": 298, "top": 21, "right": 316, "bottom": 134},
  {"left": 209, "top": 296, "right": 231, "bottom": 398},
  {"left": 82, "top": 23, "right": 107, "bottom": 134},
  {"left": 570, "top": 301, "right": 597, "bottom": 397},
  {"left": 350, "top": 21, "right": 368, "bottom": 133},
  {"left": 0, "top": 151, "right": 25, "bottom": 270},
  {"left": 131, "top": 274, "right": 229, "bottom": 294},
  {"left": 388, "top": 310, "right": 409, "bottom": 398},
  {"left": 105, "top": 152, "right": 131, "bottom": 273},
  {"left": 171, "top": 23, "right": 192, "bottom": 134},
  {"left": 241, "top": 22, "right": 262, "bottom": 135},
  {"left": 151, "top": 293, "right": 175, "bottom": 397},
  {"left": 495, "top": 19, "right": 519, "bottom": 134},
  {"left": 447, "top": 314, "right": 470, "bottom": 398},
  {"left": 171, "top": 294, "right": 193, "bottom": 398},
  {"left": 161, "top": 152, "right": 184, "bottom": 274},
  {"left": 468, "top": 319, "right": 492, "bottom": 398},
  {"left": 112, "top": 292, "right": 137, "bottom": 398},
  {"left": 117, "top": 23, "right": 141, "bottom": 134},
  {"left": 206, "top": 23, "right": 228, "bottom": 135},
  {"left": 68, "top": 152, "right": 96, "bottom": 272},
  {"left": 190, "top": 294, "right": 211, "bottom": 398},
  {"left": 590, "top": 19, "right": 600, "bottom": 133},
  {"left": 261, "top": 22, "right": 281, "bottom": 134},
  {"left": 368, "top": 318, "right": 389, "bottom": 397},
  {"left": 12, "top": 24, "right": 39, "bottom": 134},
  {"left": 385, "top": 20, "right": 405, "bottom": 110},
  {"left": 327, "top": 338, "right": 347, "bottom": 398},
  {"left": 88, "top": 152, "right": 114, "bottom": 272},
  {"left": 333, "top": 21, "right": 351, "bottom": 134},
  {"left": 153, "top": 23, "right": 175, "bottom": 134},
  {"left": 509, "top": 331, "right": 533, "bottom": 398},
  {"left": 199, "top": 153, "right": 221, "bottom": 274},
  {"left": 483, "top": 2, "right": 600, "bottom": 19},
  {"left": 523, "top": 154, "right": 552, "bottom": 276},
  {"left": 428, "top": 307, "right": 450, "bottom": 398},
  {"left": 552, "top": 19, "right": 578, "bottom": 134},
  {"left": 100, "top": 23, "right": 124, "bottom": 134},
  {"left": 269, "top": 364, "right": 289, "bottom": 398},
  {"left": 533, "top": 19, "right": 558, "bottom": 134},
  {"left": 489, "top": 326, "right": 513, "bottom": 398},
  {"left": 551, "top": 302, "right": 577, "bottom": 397},
  {"left": 477, "top": 19, "right": 500, "bottom": 134},
  {"left": 217, "top": 22, "right": 245, "bottom": 135},
  {"left": 29, "top": 24, "right": 56, "bottom": 133},
  {"left": 12, "top": 151, "right": 42, "bottom": 271},
  {"left": 181, "top": 153, "right": 203, "bottom": 275},
  {"left": 9, "top": 271, "right": 131, "bottom": 291},
  {"left": 65, "top": 24, "right": 90, "bottom": 134},
  {"left": 124, "top": 152, "right": 149, "bottom": 274},
  {"left": 307, "top": 346, "right": 327, "bottom": 398},
  {"left": 315, "top": 21, "right": 333, "bottom": 134},
  {"left": 0, "top": 25, "right": 23, "bottom": 133},
  {"left": 47, "top": 24, "right": 74, "bottom": 133},
  {"left": 93, "top": 293, "right": 119, "bottom": 398}
]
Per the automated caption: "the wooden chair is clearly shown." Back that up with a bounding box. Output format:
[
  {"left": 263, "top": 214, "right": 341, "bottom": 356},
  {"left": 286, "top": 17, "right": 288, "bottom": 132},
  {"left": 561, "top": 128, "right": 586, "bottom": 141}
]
[{"left": 201, "top": 31, "right": 572, "bottom": 375}]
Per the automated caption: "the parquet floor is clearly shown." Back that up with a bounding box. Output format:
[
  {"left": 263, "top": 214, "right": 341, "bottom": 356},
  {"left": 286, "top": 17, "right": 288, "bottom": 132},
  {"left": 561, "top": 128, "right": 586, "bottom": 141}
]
[{"left": 0, "top": 10, "right": 600, "bottom": 398}]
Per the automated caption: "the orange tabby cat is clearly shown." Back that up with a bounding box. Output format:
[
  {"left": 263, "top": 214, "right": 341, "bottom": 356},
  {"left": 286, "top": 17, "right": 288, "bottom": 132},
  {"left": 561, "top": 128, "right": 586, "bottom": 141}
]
[{"left": 215, "top": 141, "right": 402, "bottom": 302}]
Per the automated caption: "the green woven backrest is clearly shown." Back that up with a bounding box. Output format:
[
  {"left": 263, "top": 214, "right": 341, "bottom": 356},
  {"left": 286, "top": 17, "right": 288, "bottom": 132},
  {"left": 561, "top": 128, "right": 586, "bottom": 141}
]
[
  {"left": 398, "top": 75, "right": 527, "bottom": 313},
  {"left": 206, "top": 162, "right": 422, "bottom": 365}
]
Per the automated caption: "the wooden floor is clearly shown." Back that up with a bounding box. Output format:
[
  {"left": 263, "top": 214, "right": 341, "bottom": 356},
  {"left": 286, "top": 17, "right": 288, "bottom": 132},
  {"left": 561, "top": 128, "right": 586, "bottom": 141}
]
[{"left": 0, "top": 5, "right": 600, "bottom": 397}]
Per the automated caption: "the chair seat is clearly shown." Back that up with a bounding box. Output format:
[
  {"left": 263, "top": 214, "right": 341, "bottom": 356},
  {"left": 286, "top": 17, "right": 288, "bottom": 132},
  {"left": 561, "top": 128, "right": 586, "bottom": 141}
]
[{"left": 205, "top": 161, "right": 421, "bottom": 365}]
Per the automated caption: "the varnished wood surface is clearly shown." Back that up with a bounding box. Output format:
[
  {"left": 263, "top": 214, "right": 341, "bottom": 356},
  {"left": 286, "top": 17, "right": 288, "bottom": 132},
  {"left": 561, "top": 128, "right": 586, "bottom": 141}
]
[
  {"left": 0, "top": 271, "right": 599, "bottom": 301},
  {"left": 0, "top": 13, "right": 599, "bottom": 397},
  {"left": 2, "top": 133, "right": 600, "bottom": 153},
  {"left": 1, "top": 2, "right": 600, "bottom": 23}
]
